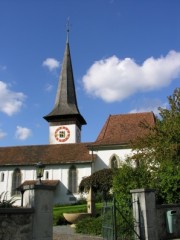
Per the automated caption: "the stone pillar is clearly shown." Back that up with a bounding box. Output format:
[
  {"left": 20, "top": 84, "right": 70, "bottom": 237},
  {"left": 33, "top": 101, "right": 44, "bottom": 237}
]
[
  {"left": 130, "top": 189, "right": 158, "bottom": 240},
  {"left": 87, "top": 187, "right": 96, "bottom": 216},
  {"left": 24, "top": 184, "right": 55, "bottom": 240}
]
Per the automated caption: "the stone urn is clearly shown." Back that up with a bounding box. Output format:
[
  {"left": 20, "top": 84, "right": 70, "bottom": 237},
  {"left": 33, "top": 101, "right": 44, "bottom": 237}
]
[{"left": 63, "top": 212, "right": 91, "bottom": 225}]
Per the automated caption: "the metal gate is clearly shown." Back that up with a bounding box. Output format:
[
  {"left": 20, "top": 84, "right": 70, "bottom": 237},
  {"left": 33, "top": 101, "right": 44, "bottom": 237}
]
[{"left": 102, "top": 198, "right": 142, "bottom": 240}]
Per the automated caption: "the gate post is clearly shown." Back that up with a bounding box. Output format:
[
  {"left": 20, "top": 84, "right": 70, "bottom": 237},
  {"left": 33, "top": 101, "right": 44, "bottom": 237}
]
[
  {"left": 130, "top": 189, "right": 158, "bottom": 240},
  {"left": 23, "top": 184, "right": 55, "bottom": 240}
]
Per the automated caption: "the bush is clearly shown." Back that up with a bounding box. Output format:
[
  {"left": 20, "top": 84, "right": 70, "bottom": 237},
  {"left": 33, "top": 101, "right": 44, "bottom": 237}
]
[
  {"left": 53, "top": 214, "right": 68, "bottom": 226},
  {"left": 75, "top": 216, "right": 102, "bottom": 236},
  {"left": 0, "top": 192, "right": 17, "bottom": 208}
]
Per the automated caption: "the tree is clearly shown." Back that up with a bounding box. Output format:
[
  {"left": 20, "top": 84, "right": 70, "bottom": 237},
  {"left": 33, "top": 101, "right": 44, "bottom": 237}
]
[
  {"left": 79, "top": 168, "right": 113, "bottom": 201},
  {"left": 113, "top": 159, "right": 153, "bottom": 208},
  {"left": 133, "top": 88, "right": 180, "bottom": 166},
  {"left": 128, "top": 88, "right": 180, "bottom": 203}
]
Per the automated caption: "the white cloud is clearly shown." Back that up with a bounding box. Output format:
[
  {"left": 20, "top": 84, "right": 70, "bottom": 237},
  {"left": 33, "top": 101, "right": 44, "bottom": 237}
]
[
  {"left": 15, "top": 126, "right": 32, "bottom": 140},
  {"left": 0, "top": 81, "right": 26, "bottom": 116},
  {"left": 130, "top": 100, "right": 169, "bottom": 116},
  {"left": 45, "top": 83, "right": 53, "bottom": 92},
  {"left": 42, "top": 58, "right": 59, "bottom": 71},
  {"left": 0, "top": 129, "right": 7, "bottom": 140},
  {"left": 130, "top": 106, "right": 160, "bottom": 116},
  {"left": 83, "top": 50, "right": 180, "bottom": 102}
]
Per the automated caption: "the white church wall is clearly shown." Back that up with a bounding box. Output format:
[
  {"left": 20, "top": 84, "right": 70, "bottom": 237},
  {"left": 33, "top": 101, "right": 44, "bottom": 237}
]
[
  {"left": 0, "top": 166, "right": 37, "bottom": 206},
  {"left": 0, "top": 169, "right": 9, "bottom": 194},
  {"left": 0, "top": 163, "right": 92, "bottom": 206},
  {"left": 49, "top": 163, "right": 92, "bottom": 205},
  {"left": 93, "top": 148, "right": 133, "bottom": 172}
]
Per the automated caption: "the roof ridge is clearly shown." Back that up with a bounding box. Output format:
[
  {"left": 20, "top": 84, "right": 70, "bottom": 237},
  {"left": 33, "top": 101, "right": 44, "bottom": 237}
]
[{"left": 111, "top": 111, "right": 153, "bottom": 117}]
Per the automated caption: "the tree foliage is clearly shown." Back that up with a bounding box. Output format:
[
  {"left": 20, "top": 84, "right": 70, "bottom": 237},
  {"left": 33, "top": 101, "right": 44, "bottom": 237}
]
[
  {"left": 79, "top": 168, "right": 113, "bottom": 200},
  {"left": 115, "top": 88, "right": 180, "bottom": 204},
  {"left": 133, "top": 88, "right": 180, "bottom": 166},
  {"left": 113, "top": 159, "right": 153, "bottom": 208}
]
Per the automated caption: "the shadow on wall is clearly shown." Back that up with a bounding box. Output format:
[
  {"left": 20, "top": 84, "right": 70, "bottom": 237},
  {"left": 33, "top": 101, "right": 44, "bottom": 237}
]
[
  {"left": 93, "top": 155, "right": 109, "bottom": 172},
  {"left": 54, "top": 180, "right": 84, "bottom": 205}
]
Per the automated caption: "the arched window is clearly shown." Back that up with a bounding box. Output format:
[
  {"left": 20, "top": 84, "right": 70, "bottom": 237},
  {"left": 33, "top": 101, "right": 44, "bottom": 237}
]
[
  {"left": 45, "top": 171, "right": 49, "bottom": 180},
  {"left": 11, "top": 168, "right": 22, "bottom": 196},
  {"left": 110, "top": 155, "right": 118, "bottom": 169},
  {"left": 1, "top": 172, "right": 4, "bottom": 182},
  {"left": 68, "top": 165, "right": 77, "bottom": 193}
]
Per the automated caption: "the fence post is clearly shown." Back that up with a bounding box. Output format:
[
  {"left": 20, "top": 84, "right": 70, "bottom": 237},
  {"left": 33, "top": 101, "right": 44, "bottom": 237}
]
[
  {"left": 23, "top": 184, "right": 55, "bottom": 240},
  {"left": 130, "top": 188, "right": 158, "bottom": 240}
]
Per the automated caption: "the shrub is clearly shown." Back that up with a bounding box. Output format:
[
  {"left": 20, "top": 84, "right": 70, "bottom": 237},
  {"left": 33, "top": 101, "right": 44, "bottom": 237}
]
[
  {"left": 0, "top": 192, "right": 17, "bottom": 208},
  {"left": 53, "top": 214, "right": 68, "bottom": 226},
  {"left": 75, "top": 216, "right": 102, "bottom": 236}
]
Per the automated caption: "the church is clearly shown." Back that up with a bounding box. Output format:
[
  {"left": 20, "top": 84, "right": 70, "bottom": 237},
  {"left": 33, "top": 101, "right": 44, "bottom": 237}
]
[{"left": 0, "top": 31, "right": 155, "bottom": 206}]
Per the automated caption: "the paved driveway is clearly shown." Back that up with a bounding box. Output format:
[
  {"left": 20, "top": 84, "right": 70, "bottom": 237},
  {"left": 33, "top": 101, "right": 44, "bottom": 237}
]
[{"left": 53, "top": 225, "right": 103, "bottom": 240}]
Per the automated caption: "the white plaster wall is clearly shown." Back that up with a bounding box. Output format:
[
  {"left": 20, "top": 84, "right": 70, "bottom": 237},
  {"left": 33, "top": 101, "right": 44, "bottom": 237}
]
[
  {"left": 92, "top": 148, "right": 133, "bottom": 172},
  {"left": 0, "top": 166, "right": 37, "bottom": 206},
  {"left": 0, "top": 169, "right": 9, "bottom": 194},
  {"left": 48, "top": 163, "right": 92, "bottom": 204},
  {"left": 0, "top": 163, "right": 92, "bottom": 206}
]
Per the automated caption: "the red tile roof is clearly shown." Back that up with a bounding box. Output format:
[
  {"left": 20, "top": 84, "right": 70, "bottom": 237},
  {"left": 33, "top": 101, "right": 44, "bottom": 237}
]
[
  {"left": 0, "top": 112, "right": 156, "bottom": 166},
  {"left": 94, "top": 112, "right": 156, "bottom": 146},
  {"left": 0, "top": 143, "right": 92, "bottom": 166},
  {"left": 18, "top": 180, "right": 59, "bottom": 188}
]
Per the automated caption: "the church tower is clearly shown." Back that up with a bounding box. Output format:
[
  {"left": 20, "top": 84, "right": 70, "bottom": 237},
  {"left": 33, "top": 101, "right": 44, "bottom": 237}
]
[{"left": 44, "top": 29, "right": 86, "bottom": 144}]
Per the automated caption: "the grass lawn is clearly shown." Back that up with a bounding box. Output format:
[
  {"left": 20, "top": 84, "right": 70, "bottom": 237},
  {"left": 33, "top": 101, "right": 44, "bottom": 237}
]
[{"left": 53, "top": 203, "right": 102, "bottom": 225}]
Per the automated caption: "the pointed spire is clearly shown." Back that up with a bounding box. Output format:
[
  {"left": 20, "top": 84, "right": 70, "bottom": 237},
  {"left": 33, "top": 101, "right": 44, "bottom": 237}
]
[{"left": 44, "top": 26, "right": 86, "bottom": 127}]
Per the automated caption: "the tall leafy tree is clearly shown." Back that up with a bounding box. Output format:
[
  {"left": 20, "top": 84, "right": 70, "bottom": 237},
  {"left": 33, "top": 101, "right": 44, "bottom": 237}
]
[
  {"left": 129, "top": 88, "right": 180, "bottom": 203},
  {"left": 113, "top": 159, "right": 152, "bottom": 208},
  {"left": 134, "top": 88, "right": 180, "bottom": 165}
]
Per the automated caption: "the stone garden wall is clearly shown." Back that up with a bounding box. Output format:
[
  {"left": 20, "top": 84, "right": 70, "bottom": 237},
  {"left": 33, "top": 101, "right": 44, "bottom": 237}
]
[
  {"left": 156, "top": 204, "right": 180, "bottom": 240},
  {"left": 0, "top": 208, "right": 34, "bottom": 240}
]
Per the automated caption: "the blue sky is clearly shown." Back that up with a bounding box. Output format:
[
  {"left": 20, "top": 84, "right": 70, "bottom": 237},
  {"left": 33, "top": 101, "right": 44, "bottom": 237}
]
[{"left": 0, "top": 0, "right": 180, "bottom": 146}]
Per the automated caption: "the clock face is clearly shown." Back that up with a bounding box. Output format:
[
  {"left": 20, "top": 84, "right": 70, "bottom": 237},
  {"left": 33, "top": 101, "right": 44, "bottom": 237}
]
[{"left": 54, "top": 126, "right": 70, "bottom": 142}]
